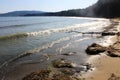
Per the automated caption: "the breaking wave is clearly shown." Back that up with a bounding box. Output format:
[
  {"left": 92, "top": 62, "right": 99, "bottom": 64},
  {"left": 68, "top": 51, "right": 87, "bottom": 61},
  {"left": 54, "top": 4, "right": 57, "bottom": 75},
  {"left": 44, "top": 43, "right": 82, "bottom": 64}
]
[
  {"left": 0, "top": 33, "right": 28, "bottom": 40},
  {"left": 27, "top": 20, "right": 109, "bottom": 36},
  {"left": 0, "top": 20, "right": 110, "bottom": 41}
]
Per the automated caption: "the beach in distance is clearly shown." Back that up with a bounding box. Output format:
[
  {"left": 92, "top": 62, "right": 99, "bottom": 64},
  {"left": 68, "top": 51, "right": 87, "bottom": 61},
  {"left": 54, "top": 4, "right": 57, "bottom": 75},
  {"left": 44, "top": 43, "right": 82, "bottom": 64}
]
[{"left": 0, "top": 16, "right": 118, "bottom": 80}]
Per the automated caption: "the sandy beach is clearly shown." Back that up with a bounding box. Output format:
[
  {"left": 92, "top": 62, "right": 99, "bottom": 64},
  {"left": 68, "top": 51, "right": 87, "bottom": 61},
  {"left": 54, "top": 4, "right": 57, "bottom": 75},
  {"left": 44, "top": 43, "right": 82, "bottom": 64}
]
[{"left": 85, "top": 19, "right": 120, "bottom": 80}]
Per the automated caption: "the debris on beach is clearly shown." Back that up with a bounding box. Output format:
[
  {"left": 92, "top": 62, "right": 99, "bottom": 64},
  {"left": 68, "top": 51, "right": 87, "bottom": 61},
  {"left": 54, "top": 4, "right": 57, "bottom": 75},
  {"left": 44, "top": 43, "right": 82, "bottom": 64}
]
[{"left": 85, "top": 43, "right": 106, "bottom": 55}]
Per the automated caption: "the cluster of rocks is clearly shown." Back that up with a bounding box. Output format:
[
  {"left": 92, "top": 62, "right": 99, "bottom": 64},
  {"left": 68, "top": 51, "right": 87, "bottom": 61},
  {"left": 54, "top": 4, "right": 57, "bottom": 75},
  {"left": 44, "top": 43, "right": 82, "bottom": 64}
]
[
  {"left": 52, "top": 58, "right": 93, "bottom": 76},
  {"left": 22, "top": 58, "right": 93, "bottom": 80},
  {"left": 86, "top": 43, "right": 120, "bottom": 57}
]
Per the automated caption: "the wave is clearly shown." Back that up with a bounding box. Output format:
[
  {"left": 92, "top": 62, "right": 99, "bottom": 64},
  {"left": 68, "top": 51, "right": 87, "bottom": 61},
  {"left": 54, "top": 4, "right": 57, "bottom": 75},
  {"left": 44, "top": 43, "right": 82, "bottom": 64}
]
[
  {"left": 0, "top": 20, "right": 65, "bottom": 29},
  {"left": 0, "top": 34, "right": 90, "bottom": 68},
  {"left": 0, "top": 33, "right": 28, "bottom": 40},
  {"left": 0, "top": 33, "right": 90, "bottom": 68},
  {"left": 0, "top": 19, "right": 110, "bottom": 67},
  {"left": 27, "top": 20, "right": 109, "bottom": 36},
  {"left": 56, "top": 37, "right": 90, "bottom": 53},
  {"left": 0, "top": 22, "right": 45, "bottom": 29},
  {"left": 0, "top": 20, "right": 110, "bottom": 41},
  {"left": 0, "top": 24, "right": 28, "bottom": 29}
]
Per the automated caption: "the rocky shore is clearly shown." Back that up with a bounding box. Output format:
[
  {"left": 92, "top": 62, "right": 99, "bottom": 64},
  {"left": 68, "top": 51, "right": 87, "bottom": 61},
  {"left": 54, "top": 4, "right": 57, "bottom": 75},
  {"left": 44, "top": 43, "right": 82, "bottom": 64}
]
[
  {"left": 85, "top": 19, "right": 120, "bottom": 80},
  {"left": 22, "top": 19, "right": 120, "bottom": 80}
]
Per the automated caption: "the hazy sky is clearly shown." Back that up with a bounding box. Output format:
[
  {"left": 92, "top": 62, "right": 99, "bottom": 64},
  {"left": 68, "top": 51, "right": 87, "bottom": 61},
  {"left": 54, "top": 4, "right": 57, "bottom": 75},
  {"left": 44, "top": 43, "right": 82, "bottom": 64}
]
[{"left": 0, "top": 0, "right": 98, "bottom": 13}]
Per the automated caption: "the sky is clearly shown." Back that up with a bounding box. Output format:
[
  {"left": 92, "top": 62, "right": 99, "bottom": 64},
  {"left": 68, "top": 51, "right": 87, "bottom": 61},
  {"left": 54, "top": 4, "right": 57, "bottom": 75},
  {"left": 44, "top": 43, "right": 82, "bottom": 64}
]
[{"left": 0, "top": 0, "right": 98, "bottom": 13}]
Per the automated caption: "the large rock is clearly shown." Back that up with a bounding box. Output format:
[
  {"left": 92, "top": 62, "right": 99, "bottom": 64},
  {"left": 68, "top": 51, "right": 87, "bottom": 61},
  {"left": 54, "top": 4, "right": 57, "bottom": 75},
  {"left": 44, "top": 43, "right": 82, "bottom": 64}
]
[
  {"left": 85, "top": 43, "right": 106, "bottom": 55},
  {"left": 107, "top": 42, "right": 120, "bottom": 57}
]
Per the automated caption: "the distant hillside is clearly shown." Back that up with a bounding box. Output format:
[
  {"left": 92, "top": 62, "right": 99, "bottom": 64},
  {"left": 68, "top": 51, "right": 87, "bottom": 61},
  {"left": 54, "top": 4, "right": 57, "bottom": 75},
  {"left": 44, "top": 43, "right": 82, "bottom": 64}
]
[
  {"left": 0, "top": 11, "right": 46, "bottom": 16},
  {"left": 43, "top": 0, "right": 120, "bottom": 18},
  {"left": 1, "top": 0, "right": 120, "bottom": 18},
  {"left": 93, "top": 0, "right": 120, "bottom": 18}
]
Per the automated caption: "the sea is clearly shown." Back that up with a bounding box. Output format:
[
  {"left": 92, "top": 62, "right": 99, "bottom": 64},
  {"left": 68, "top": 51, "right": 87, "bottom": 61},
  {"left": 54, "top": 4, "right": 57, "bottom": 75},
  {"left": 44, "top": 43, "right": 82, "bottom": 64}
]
[{"left": 0, "top": 17, "right": 109, "bottom": 73}]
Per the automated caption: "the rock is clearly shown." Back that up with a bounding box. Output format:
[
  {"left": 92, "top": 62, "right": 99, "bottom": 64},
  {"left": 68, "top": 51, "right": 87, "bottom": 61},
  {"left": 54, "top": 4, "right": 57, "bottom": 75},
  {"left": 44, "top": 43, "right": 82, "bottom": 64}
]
[
  {"left": 82, "top": 63, "right": 93, "bottom": 72},
  {"left": 52, "top": 73, "right": 73, "bottom": 80},
  {"left": 60, "top": 68, "right": 76, "bottom": 75},
  {"left": 22, "top": 69, "right": 73, "bottom": 80},
  {"left": 107, "top": 42, "right": 120, "bottom": 57},
  {"left": 22, "top": 69, "right": 51, "bottom": 80},
  {"left": 62, "top": 52, "right": 77, "bottom": 56},
  {"left": 74, "top": 63, "right": 93, "bottom": 73},
  {"left": 107, "top": 51, "right": 120, "bottom": 57},
  {"left": 52, "top": 58, "right": 76, "bottom": 68},
  {"left": 85, "top": 43, "right": 106, "bottom": 55},
  {"left": 108, "top": 73, "right": 120, "bottom": 80}
]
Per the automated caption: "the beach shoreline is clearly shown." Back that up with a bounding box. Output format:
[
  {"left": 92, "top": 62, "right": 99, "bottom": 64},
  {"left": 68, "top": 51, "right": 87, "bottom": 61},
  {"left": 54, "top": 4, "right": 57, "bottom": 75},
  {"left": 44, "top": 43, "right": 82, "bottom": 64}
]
[
  {"left": 0, "top": 17, "right": 116, "bottom": 80},
  {"left": 85, "top": 19, "right": 120, "bottom": 80}
]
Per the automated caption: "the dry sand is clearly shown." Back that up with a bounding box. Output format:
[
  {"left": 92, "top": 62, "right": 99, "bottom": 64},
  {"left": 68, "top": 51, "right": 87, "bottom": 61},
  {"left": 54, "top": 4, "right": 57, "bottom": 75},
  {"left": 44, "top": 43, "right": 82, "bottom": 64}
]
[{"left": 86, "top": 19, "right": 120, "bottom": 80}]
